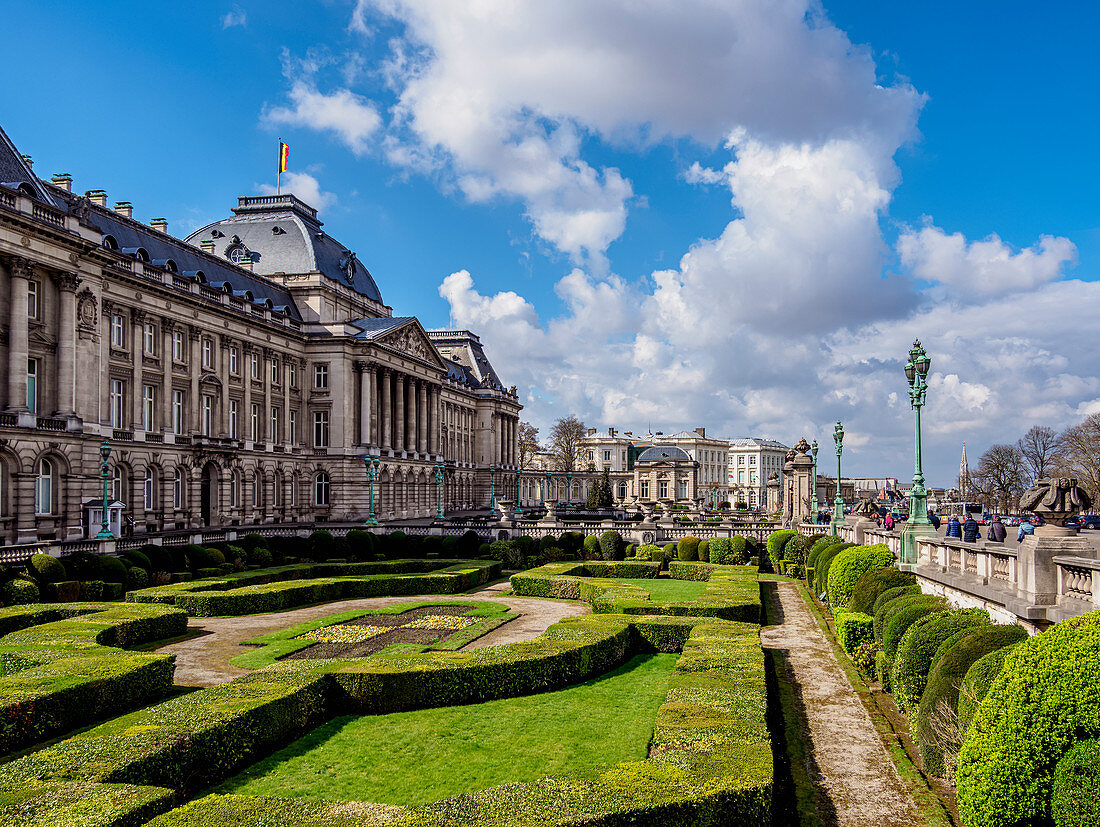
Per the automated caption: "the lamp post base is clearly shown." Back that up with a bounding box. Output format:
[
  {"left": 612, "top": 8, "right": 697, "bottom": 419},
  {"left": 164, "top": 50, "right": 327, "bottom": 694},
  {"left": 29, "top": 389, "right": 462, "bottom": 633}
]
[{"left": 900, "top": 486, "right": 935, "bottom": 565}]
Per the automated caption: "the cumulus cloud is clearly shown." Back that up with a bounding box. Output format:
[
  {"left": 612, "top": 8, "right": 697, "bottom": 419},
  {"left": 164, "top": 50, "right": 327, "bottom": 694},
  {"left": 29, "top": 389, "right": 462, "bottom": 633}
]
[
  {"left": 898, "top": 224, "right": 1076, "bottom": 297},
  {"left": 264, "top": 82, "right": 380, "bottom": 156},
  {"left": 221, "top": 6, "right": 246, "bottom": 28},
  {"left": 257, "top": 172, "right": 336, "bottom": 212}
]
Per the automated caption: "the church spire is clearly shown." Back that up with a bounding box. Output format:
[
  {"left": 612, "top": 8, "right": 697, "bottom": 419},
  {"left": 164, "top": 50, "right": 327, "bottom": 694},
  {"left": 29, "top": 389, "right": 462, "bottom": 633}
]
[{"left": 959, "top": 441, "right": 969, "bottom": 500}]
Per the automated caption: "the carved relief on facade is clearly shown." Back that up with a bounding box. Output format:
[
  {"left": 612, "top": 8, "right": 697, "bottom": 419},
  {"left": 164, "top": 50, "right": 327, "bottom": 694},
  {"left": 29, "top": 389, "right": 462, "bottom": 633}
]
[
  {"left": 380, "top": 325, "right": 433, "bottom": 362},
  {"left": 77, "top": 288, "right": 98, "bottom": 330}
]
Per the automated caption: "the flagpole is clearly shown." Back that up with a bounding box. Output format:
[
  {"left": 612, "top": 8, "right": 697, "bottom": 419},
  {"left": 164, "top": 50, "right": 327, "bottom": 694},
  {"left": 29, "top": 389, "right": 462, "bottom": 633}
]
[{"left": 277, "top": 138, "right": 282, "bottom": 195}]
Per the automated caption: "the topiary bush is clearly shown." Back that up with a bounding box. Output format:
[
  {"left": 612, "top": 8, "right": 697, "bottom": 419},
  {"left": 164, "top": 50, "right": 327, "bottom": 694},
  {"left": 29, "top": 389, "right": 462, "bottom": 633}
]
[
  {"left": 707, "top": 537, "right": 731, "bottom": 565},
  {"left": 184, "top": 545, "right": 224, "bottom": 572},
  {"left": 1051, "top": 738, "right": 1100, "bottom": 827},
  {"left": 807, "top": 535, "right": 843, "bottom": 573},
  {"left": 957, "top": 611, "right": 1100, "bottom": 827},
  {"left": 812, "top": 542, "right": 855, "bottom": 597},
  {"left": 915, "top": 623, "right": 1029, "bottom": 778},
  {"left": 99, "top": 556, "right": 129, "bottom": 586},
  {"left": 697, "top": 539, "right": 710, "bottom": 563},
  {"left": 957, "top": 644, "right": 1019, "bottom": 736},
  {"left": 826, "top": 543, "right": 894, "bottom": 608},
  {"left": 559, "top": 532, "right": 584, "bottom": 555},
  {"left": 310, "top": 530, "right": 335, "bottom": 561},
  {"left": 598, "top": 531, "right": 624, "bottom": 561},
  {"left": 1, "top": 577, "right": 40, "bottom": 605},
  {"left": 582, "top": 535, "right": 600, "bottom": 560},
  {"left": 852, "top": 639, "right": 879, "bottom": 676},
  {"left": 121, "top": 549, "right": 152, "bottom": 572},
  {"left": 765, "top": 529, "right": 796, "bottom": 572},
  {"left": 881, "top": 597, "right": 947, "bottom": 664},
  {"left": 891, "top": 608, "right": 991, "bottom": 714},
  {"left": 240, "top": 533, "right": 267, "bottom": 553},
  {"left": 729, "top": 535, "right": 750, "bottom": 565},
  {"left": 28, "top": 553, "right": 66, "bottom": 585},
  {"left": 849, "top": 566, "right": 916, "bottom": 615},
  {"left": 127, "top": 566, "right": 150, "bottom": 591},
  {"left": 249, "top": 546, "right": 273, "bottom": 568},
  {"left": 677, "top": 536, "right": 701, "bottom": 562},
  {"left": 345, "top": 530, "right": 374, "bottom": 560},
  {"left": 872, "top": 585, "right": 924, "bottom": 641},
  {"left": 634, "top": 544, "right": 658, "bottom": 562},
  {"left": 833, "top": 608, "right": 875, "bottom": 657}
]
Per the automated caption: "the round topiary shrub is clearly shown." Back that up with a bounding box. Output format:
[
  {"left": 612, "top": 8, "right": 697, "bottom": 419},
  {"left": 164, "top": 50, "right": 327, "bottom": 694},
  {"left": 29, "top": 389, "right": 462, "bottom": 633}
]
[
  {"left": 624, "top": 543, "right": 636, "bottom": 559},
  {"left": 957, "top": 643, "right": 1019, "bottom": 736},
  {"left": 850, "top": 566, "right": 916, "bottom": 615},
  {"left": 559, "top": 532, "right": 584, "bottom": 555},
  {"left": 1, "top": 577, "right": 40, "bottom": 605},
  {"left": 310, "top": 530, "right": 335, "bottom": 560},
  {"left": 677, "top": 536, "right": 701, "bottom": 562},
  {"left": 807, "top": 535, "right": 843, "bottom": 571},
  {"left": 126, "top": 566, "right": 149, "bottom": 590},
  {"left": 708, "top": 537, "right": 731, "bottom": 565},
  {"left": 766, "top": 529, "right": 796, "bottom": 572},
  {"left": 957, "top": 611, "right": 1100, "bottom": 827},
  {"left": 635, "top": 544, "right": 657, "bottom": 561},
  {"left": 458, "top": 530, "right": 482, "bottom": 556},
  {"left": 250, "top": 546, "right": 273, "bottom": 567},
  {"left": 826, "top": 543, "right": 894, "bottom": 608},
  {"left": 872, "top": 585, "right": 924, "bottom": 641},
  {"left": 121, "top": 549, "right": 152, "bottom": 572},
  {"left": 698, "top": 539, "right": 710, "bottom": 562},
  {"left": 240, "top": 533, "right": 267, "bottom": 553},
  {"left": 582, "top": 534, "right": 600, "bottom": 560},
  {"left": 599, "top": 530, "right": 624, "bottom": 561},
  {"left": 882, "top": 597, "right": 947, "bottom": 664},
  {"left": 813, "top": 542, "right": 856, "bottom": 597},
  {"left": 729, "top": 535, "right": 749, "bottom": 565},
  {"left": 915, "top": 623, "right": 1029, "bottom": 778},
  {"left": 345, "top": 529, "right": 374, "bottom": 560},
  {"left": 98, "top": 555, "right": 129, "bottom": 586},
  {"left": 1051, "top": 738, "right": 1100, "bottom": 827},
  {"left": 28, "top": 553, "right": 66, "bottom": 584},
  {"left": 891, "top": 608, "right": 991, "bottom": 714}
]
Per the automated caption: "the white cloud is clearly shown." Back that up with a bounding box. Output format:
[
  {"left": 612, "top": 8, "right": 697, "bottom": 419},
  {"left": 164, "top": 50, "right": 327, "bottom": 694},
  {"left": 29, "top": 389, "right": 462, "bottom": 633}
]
[
  {"left": 898, "top": 224, "right": 1076, "bottom": 297},
  {"left": 221, "top": 6, "right": 246, "bottom": 28},
  {"left": 264, "top": 82, "right": 380, "bottom": 156},
  {"left": 257, "top": 172, "right": 336, "bottom": 212}
]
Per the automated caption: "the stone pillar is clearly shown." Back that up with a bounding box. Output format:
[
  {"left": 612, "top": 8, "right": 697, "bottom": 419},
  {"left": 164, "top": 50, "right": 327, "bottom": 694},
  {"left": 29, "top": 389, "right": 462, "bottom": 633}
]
[
  {"left": 381, "top": 368, "right": 392, "bottom": 451},
  {"left": 242, "top": 343, "right": 253, "bottom": 442},
  {"left": 355, "top": 361, "right": 369, "bottom": 445},
  {"left": 188, "top": 325, "right": 201, "bottom": 433},
  {"left": 218, "top": 335, "right": 232, "bottom": 437},
  {"left": 283, "top": 358, "right": 293, "bottom": 445},
  {"left": 261, "top": 348, "right": 272, "bottom": 443},
  {"left": 5, "top": 257, "right": 31, "bottom": 411},
  {"left": 161, "top": 319, "right": 174, "bottom": 433},
  {"left": 418, "top": 381, "right": 428, "bottom": 455},
  {"left": 393, "top": 373, "right": 405, "bottom": 453},
  {"left": 51, "top": 271, "right": 80, "bottom": 415},
  {"left": 131, "top": 309, "right": 145, "bottom": 429},
  {"left": 430, "top": 387, "right": 440, "bottom": 455},
  {"left": 407, "top": 378, "right": 418, "bottom": 454}
]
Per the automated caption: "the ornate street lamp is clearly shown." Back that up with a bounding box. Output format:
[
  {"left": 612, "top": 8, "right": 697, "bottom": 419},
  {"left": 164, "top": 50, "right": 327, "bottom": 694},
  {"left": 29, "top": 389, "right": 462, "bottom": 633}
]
[
  {"left": 543, "top": 470, "right": 551, "bottom": 506},
  {"left": 489, "top": 465, "right": 498, "bottom": 516},
  {"left": 831, "top": 421, "right": 844, "bottom": 536},
  {"left": 810, "top": 439, "right": 819, "bottom": 517},
  {"left": 363, "top": 454, "right": 380, "bottom": 526},
  {"left": 434, "top": 461, "right": 445, "bottom": 520},
  {"left": 901, "top": 339, "right": 935, "bottom": 564},
  {"left": 566, "top": 471, "right": 573, "bottom": 505},
  {"left": 96, "top": 439, "right": 113, "bottom": 539}
]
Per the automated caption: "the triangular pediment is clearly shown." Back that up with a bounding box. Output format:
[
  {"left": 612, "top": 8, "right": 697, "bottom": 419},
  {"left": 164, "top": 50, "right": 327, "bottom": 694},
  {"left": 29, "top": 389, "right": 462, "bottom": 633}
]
[{"left": 377, "top": 320, "right": 446, "bottom": 370}]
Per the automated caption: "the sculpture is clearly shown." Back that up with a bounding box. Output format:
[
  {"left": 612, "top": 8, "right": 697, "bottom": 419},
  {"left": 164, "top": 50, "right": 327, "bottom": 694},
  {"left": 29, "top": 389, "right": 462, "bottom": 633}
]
[
  {"left": 795, "top": 437, "right": 811, "bottom": 454},
  {"left": 1018, "top": 478, "right": 1092, "bottom": 525},
  {"left": 853, "top": 497, "right": 880, "bottom": 520}
]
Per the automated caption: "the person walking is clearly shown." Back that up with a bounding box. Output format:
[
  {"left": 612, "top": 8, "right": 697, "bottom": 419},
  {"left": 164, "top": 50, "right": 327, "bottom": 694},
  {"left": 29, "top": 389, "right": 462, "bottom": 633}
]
[
  {"left": 946, "top": 515, "right": 962, "bottom": 539},
  {"left": 962, "top": 514, "right": 980, "bottom": 543},
  {"left": 929, "top": 511, "right": 941, "bottom": 530},
  {"left": 884, "top": 512, "right": 895, "bottom": 530},
  {"left": 987, "top": 515, "right": 1007, "bottom": 543},
  {"left": 1018, "top": 517, "right": 1035, "bottom": 543}
]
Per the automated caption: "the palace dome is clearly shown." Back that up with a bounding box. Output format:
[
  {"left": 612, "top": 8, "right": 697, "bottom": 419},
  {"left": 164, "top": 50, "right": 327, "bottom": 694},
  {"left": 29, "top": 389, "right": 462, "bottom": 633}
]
[{"left": 636, "top": 446, "right": 692, "bottom": 463}]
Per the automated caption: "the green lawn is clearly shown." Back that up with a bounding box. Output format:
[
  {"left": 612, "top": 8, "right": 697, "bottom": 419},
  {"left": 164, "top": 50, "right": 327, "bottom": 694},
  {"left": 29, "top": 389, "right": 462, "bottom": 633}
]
[
  {"left": 614, "top": 577, "right": 708, "bottom": 602},
  {"left": 215, "top": 653, "right": 677, "bottom": 806}
]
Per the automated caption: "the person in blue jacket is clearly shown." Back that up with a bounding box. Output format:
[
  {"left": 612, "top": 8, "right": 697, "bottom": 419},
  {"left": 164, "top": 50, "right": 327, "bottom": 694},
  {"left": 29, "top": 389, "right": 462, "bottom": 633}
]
[
  {"left": 946, "top": 515, "right": 962, "bottom": 538},
  {"left": 1017, "top": 518, "right": 1035, "bottom": 542},
  {"left": 929, "top": 511, "right": 941, "bottom": 530},
  {"left": 962, "top": 515, "right": 980, "bottom": 543}
]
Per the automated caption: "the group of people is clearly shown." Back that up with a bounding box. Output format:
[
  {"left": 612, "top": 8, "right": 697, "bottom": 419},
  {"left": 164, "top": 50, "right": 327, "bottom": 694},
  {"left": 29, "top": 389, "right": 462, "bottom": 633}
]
[{"left": 944, "top": 514, "right": 1036, "bottom": 543}]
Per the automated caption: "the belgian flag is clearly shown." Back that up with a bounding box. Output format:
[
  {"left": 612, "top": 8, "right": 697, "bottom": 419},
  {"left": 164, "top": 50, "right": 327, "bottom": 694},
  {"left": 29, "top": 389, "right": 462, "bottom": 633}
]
[{"left": 278, "top": 141, "right": 289, "bottom": 174}]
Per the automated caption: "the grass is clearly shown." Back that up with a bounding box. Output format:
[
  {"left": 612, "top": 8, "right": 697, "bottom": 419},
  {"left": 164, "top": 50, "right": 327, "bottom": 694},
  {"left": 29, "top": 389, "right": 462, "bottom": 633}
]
[
  {"left": 214, "top": 652, "right": 678, "bottom": 806},
  {"left": 613, "top": 577, "right": 709, "bottom": 602}
]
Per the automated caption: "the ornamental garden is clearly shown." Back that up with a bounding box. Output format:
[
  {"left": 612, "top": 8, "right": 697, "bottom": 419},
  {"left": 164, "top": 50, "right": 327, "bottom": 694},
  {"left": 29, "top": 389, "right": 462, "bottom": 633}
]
[{"left": 0, "top": 527, "right": 1096, "bottom": 826}]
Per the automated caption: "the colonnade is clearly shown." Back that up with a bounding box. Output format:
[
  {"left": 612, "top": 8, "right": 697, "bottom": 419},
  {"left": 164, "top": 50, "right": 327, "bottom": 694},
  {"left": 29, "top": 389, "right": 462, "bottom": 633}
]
[{"left": 356, "top": 362, "right": 441, "bottom": 456}]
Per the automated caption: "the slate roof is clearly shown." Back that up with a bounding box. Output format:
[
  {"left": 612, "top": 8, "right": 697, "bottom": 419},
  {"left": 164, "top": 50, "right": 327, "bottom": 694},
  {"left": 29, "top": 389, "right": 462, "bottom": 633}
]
[
  {"left": 0, "top": 124, "right": 56, "bottom": 204},
  {"left": 349, "top": 316, "right": 416, "bottom": 338},
  {"left": 636, "top": 446, "right": 693, "bottom": 463}
]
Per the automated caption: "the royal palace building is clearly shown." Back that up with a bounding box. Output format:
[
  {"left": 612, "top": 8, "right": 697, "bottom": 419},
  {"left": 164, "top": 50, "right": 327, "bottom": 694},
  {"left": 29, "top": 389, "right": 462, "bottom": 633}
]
[{"left": 0, "top": 125, "right": 520, "bottom": 545}]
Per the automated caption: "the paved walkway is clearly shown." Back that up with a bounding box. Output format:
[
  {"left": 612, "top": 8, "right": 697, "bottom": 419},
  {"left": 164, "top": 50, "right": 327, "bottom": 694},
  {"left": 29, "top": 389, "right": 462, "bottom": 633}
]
[
  {"left": 760, "top": 581, "right": 923, "bottom": 827},
  {"left": 155, "top": 584, "right": 589, "bottom": 687}
]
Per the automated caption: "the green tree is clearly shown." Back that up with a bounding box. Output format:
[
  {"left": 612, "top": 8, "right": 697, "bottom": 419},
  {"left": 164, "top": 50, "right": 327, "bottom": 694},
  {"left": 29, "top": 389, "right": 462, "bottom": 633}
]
[
  {"left": 598, "top": 467, "right": 613, "bottom": 507},
  {"left": 549, "top": 415, "right": 587, "bottom": 472}
]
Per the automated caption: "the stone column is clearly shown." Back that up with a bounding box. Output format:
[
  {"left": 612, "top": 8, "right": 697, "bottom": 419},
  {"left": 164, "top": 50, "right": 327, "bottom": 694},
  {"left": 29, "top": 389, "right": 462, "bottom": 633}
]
[
  {"left": 260, "top": 348, "right": 273, "bottom": 443},
  {"left": 161, "top": 319, "right": 174, "bottom": 432},
  {"left": 381, "top": 368, "right": 392, "bottom": 451},
  {"left": 418, "top": 381, "right": 428, "bottom": 455},
  {"left": 51, "top": 271, "right": 80, "bottom": 415},
  {"left": 219, "top": 334, "right": 232, "bottom": 436},
  {"left": 407, "top": 378, "right": 418, "bottom": 454},
  {"left": 367, "top": 364, "right": 378, "bottom": 445},
  {"left": 131, "top": 309, "right": 146, "bottom": 429},
  {"left": 395, "top": 374, "right": 406, "bottom": 454},
  {"left": 5, "top": 257, "right": 32, "bottom": 411},
  {"left": 356, "top": 361, "right": 371, "bottom": 446},
  {"left": 283, "top": 358, "right": 292, "bottom": 445},
  {"left": 188, "top": 325, "right": 201, "bottom": 433},
  {"left": 429, "top": 387, "right": 440, "bottom": 456}
]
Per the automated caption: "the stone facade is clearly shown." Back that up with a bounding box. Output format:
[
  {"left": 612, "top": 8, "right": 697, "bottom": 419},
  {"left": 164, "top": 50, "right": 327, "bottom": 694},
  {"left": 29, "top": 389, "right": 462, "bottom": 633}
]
[
  {"left": 727, "top": 437, "right": 788, "bottom": 508},
  {"left": 0, "top": 125, "right": 519, "bottom": 544}
]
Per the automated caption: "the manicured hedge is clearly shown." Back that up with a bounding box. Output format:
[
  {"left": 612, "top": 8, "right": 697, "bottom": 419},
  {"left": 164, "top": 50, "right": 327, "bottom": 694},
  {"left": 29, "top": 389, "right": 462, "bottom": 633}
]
[
  {"left": 598, "top": 531, "right": 625, "bottom": 561},
  {"left": 890, "top": 608, "right": 990, "bottom": 714},
  {"left": 1051, "top": 738, "right": 1100, "bottom": 827},
  {"left": 1, "top": 577, "right": 40, "bottom": 605},
  {"left": 806, "top": 535, "right": 843, "bottom": 574},
  {"left": 881, "top": 597, "right": 946, "bottom": 663},
  {"left": 956, "top": 610, "right": 1100, "bottom": 827},
  {"left": 812, "top": 542, "right": 855, "bottom": 597},
  {"left": 833, "top": 608, "right": 874, "bottom": 657},
  {"left": 871, "top": 585, "right": 925, "bottom": 641},
  {"left": 826, "top": 544, "right": 893, "bottom": 609},
  {"left": 28, "top": 553, "right": 66, "bottom": 584},
  {"left": 0, "top": 781, "right": 175, "bottom": 827},
  {"left": 914, "top": 623, "right": 1029, "bottom": 778},
  {"left": 677, "top": 536, "right": 701, "bottom": 562},
  {"left": 849, "top": 567, "right": 916, "bottom": 615},
  {"left": 765, "top": 530, "right": 796, "bottom": 572},
  {"left": 957, "top": 644, "right": 1018, "bottom": 736}
]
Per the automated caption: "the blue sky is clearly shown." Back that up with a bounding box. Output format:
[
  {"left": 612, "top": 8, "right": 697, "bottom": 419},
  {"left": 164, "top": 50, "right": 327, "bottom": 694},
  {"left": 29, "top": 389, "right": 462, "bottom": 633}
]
[{"left": 3, "top": 0, "right": 1097, "bottom": 485}]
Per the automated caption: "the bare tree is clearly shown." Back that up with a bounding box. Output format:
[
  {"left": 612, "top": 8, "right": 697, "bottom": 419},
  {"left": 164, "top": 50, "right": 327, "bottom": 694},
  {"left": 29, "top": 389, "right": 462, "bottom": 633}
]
[
  {"left": 548, "top": 415, "right": 587, "bottom": 472},
  {"left": 1054, "top": 413, "right": 1100, "bottom": 501},
  {"left": 517, "top": 422, "right": 541, "bottom": 470},
  {"left": 973, "top": 444, "right": 1027, "bottom": 512},
  {"left": 1017, "top": 425, "right": 1061, "bottom": 484}
]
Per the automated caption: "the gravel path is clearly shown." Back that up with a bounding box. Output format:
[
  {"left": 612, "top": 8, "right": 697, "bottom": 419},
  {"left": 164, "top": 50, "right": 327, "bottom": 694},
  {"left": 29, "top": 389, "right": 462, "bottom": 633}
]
[
  {"left": 155, "top": 583, "right": 589, "bottom": 687},
  {"left": 760, "top": 581, "right": 923, "bottom": 826}
]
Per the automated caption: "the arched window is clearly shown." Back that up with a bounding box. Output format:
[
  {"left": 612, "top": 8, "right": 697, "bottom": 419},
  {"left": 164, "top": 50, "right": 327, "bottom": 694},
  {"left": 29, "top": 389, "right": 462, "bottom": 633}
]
[
  {"left": 173, "top": 468, "right": 184, "bottom": 510},
  {"left": 35, "top": 458, "right": 54, "bottom": 515},
  {"left": 314, "top": 472, "right": 329, "bottom": 506},
  {"left": 111, "top": 467, "right": 123, "bottom": 502},
  {"left": 251, "top": 475, "right": 259, "bottom": 508},
  {"left": 143, "top": 467, "right": 155, "bottom": 510},
  {"left": 229, "top": 471, "right": 240, "bottom": 508}
]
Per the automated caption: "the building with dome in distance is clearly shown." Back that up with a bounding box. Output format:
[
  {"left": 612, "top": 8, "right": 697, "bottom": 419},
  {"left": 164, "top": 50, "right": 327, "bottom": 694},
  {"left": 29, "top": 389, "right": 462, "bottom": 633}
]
[{"left": 0, "top": 123, "right": 521, "bottom": 545}]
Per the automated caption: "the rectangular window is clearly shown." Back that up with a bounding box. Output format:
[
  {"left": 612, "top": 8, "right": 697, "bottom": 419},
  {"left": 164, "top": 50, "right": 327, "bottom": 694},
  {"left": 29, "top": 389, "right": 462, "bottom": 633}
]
[
  {"left": 289, "top": 410, "right": 297, "bottom": 444},
  {"left": 144, "top": 323, "right": 156, "bottom": 355},
  {"left": 270, "top": 358, "right": 279, "bottom": 384},
  {"left": 250, "top": 352, "right": 258, "bottom": 380},
  {"left": 229, "top": 346, "right": 238, "bottom": 375},
  {"left": 111, "top": 314, "right": 125, "bottom": 348},
  {"left": 314, "top": 364, "right": 328, "bottom": 389},
  {"left": 739, "top": 471, "right": 745, "bottom": 484},
  {"left": 172, "top": 390, "right": 184, "bottom": 434},
  {"left": 143, "top": 471, "right": 153, "bottom": 510},
  {"left": 201, "top": 338, "right": 213, "bottom": 369},
  {"left": 640, "top": 480, "right": 649, "bottom": 498},
  {"left": 679, "top": 480, "right": 688, "bottom": 499},
  {"left": 27, "top": 280, "right": 39, "bottom": 319},
  {"left": 250, "top": 403, "right": 258, "bottom": 441},
  {"left": 251, "top": 478, "right": 259, "bottom": 508},
  {"left": 201, "top": 395, "right": 213, "bottom": 436},
  {"left": 738, "top": 456, "right": 745, "bottom": 465},
  {"left": 173, "top": 471, "right": 183, "bottom": 510},
  {"left": 173, "top": 330, "right": 184, "bottom": 362},
  {"left": 658, "top": 480, "right": 668, "bottom": 499},
  {"left": 109, "top": 379, "right": 125, "bottom": 428},
  {"left": 270, "top": 407, "right": 280, "bottom": 442},
  {"left": 26, "top": 358, "right": 37, "bottom": 413},
  {"left": 229, "top": 400, "right": 239, "bottom": 439},
  {"left": 142, "top": 385, "right": 155, "bottom": 431},
  {"left": 313, "top": 410, "right": 329, "bottom": 448},
  {"left": 289, "top": 362, "right": 297, "bottom": 387},
  {"left": 750, "top": 472, "right": 757, "bottom": 485},
  {"left": 749, "top": 456, "right": 756, "bottom": 465},
  {"left": 603, "top": 451, "right": 611, "bottom": 462}
]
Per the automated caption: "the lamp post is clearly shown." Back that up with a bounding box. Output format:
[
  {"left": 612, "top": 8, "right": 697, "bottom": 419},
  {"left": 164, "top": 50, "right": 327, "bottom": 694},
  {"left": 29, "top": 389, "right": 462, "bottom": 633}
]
[
  {"left": 363, "top": 454, "right": 380, "bottom": 526},
  {"left": 566, "top": 471, "right": 573, "bottom": 505},
  {"left": 831, "top": 422, "right": 844, "bottom": 536},
  {"left": 96, "top": 439, "right": 113, "bottom": 539},
  {"left": 901, "top": 339, "right": 936, "bottom": 565},
  {"left": 543, "top": 471, "right": 551, "bottom": 506},
  {"left": 434, "top": 461, "right": 445, "bottom": 520},
  {"left": 489, "top": 465, "right": 497, "bottom": 516},
  {"left": 810, "top": 439, "right": 819, "bottom": 518}
]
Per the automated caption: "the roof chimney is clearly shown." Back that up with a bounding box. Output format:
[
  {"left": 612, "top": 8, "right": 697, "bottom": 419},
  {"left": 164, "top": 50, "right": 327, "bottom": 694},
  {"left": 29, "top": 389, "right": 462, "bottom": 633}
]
[
  {"left": 587, "top": 428, "right": 596, "bottom": 436},
  {"left": 51, "top": 173, "right": 72, "bottom": 192},
  {"left": 114, "top": 201, "right": 133, "bottom": 219},
  {"left": 237, "top": 257, "right": 253, "bottom": 272},
  {"left": 85, "top": 189, "right": 107, "bottom": 207},
  {"left": 20, "top": 154, "right": 32, "bottom": 170},
  {"left": 695, "top": 427, "right": 706, "bottom": 437},
  {"left": 150, "top": 217, "right": 168, "bottom": 234},
  {"left": 199, "top": 239, "right": 215, "bottom": 254}
]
